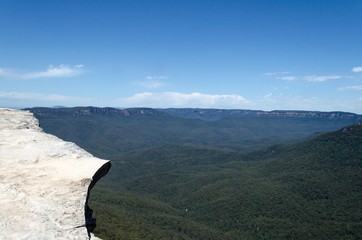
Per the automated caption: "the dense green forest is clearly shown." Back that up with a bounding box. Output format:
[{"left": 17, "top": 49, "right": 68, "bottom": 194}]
[
  {"left": 29, "top": 107, "right": 362, "bottom": 239},
  {"left": 90, "top": 125, "right": 362, "bottom": 240}
]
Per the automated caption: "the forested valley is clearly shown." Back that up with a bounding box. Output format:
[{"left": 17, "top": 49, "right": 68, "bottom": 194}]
[{"left": 29, "top": 107, "right": 362, "bottom": 240}]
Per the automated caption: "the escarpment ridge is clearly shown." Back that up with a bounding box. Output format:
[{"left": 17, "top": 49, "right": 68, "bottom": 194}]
[{"left": 0, "top": 109, "right": 111, "bottom": 239}]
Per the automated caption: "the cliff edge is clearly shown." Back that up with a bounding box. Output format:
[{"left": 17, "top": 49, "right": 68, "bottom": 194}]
[{"left": 0, "top": 109, "right": 111, "bottom": 239}]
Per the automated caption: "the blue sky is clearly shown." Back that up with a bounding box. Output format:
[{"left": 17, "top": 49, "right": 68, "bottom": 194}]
[{"left": 1, "top": 0, "right": 362, "bottom": 113}]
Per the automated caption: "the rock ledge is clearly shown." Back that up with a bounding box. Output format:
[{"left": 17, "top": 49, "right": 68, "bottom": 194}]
[{"left": 0, "top": 109, "right": 111, "bottom": 240}]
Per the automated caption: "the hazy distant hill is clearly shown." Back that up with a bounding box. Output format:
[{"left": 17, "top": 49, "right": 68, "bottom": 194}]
[
  {"left": 26, "top": 107, "right": 362, "bottom": 239},
  {"left": 27, "top": 107, "right": 361, "bottom": 157},
  {"left": 159, "top": 108, "right": 362, "bottom": 121}
]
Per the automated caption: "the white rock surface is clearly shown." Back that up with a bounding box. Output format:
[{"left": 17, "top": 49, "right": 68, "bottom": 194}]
[{"left": 0, "top": 109, "right": 111, "bottom": 240}]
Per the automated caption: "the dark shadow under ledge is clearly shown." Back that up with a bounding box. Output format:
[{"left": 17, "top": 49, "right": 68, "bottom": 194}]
[{"left": 85, "top": 161, "right": 112, "bottom": 238}]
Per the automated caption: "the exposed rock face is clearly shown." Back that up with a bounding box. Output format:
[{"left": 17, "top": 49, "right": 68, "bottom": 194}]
[
  {"left": 28, "top": 106, "right": 164, "bottom": 117},
  {"left": 160, "top": 108, "right": 362, "bottom": 121},
  {"left": 0, "top": 109, "right": 111, "bottom": 239}
]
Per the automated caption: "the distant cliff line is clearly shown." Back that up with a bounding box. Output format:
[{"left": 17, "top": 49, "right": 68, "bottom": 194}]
[{"left": 26, "top": 106, "right": 362, "bottom": 122}]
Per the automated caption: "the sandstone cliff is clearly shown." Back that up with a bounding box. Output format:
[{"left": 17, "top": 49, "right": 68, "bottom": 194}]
[{"left": 0, "top": 109, "right": 111, "bottom": 239}]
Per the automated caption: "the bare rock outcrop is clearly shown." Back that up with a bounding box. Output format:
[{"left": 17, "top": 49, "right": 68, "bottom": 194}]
[{"left": 0, "top": 109, "right": 111, "bottom": 239}]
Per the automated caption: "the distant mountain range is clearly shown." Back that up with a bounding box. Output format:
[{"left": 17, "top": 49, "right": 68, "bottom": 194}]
[
  {"left": 26, "top": 107, "right": 362, "bottom": 157},
  {"left": 159, "top": 108, "right": 362, "bottom": 121},
  {"left": 28, "top": 106, "right": 362, "bottom": 122}
]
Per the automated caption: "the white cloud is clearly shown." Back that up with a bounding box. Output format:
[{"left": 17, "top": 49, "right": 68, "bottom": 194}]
[
  {"left": 264, "top": 93, "right": 273, "bottom": 99},
  {"left": 22, "top": 64, "right": 84, "bottom": 79},
  {"left": 0, "top": 64, "right": 84, "bottom": 79},
  {"left": 262, "top": 71, "right": 290, "bottom": 76},
  {"left": 0, "top": 68, "right": 13, "bottom": 78},
  {"left": 0, "top": 69, "right": 6, "bottom": 75},
  {"left": 0, "top": 91, "right": 94, "bottom": 102},
  {"left": 116, "top": 92, "right": 362, "bottom": 113},
  {"left": 304, "top": 75, "right": 341, "bottom": 82},
  {"left": 145, "top": 76, "right": 168, "bottom": 80},
  {"left": 351, "top": 66, "right": 362, "bottom": 73},
  {"left": 277, "top": 76, "right": 297, "bottom": 81},
  {"left": 136, "top": 76, "right": 168, "bottom": 89},
  {"left": 254, "top": 95, "right": 362, "bottom": 113},
  {"left": 338, "top": 85, "right": 362, "bottom": 91},
  {"left": 118, "top": 92, "right": 250, "bottom": 108},
  {"left": 139, "top": 80, "right": 164, "bottom": 89}
]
